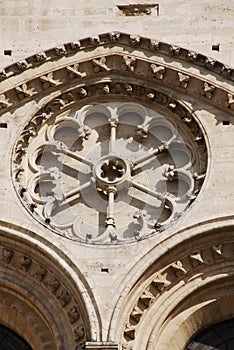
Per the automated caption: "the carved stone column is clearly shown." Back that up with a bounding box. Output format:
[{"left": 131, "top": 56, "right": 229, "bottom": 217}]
[{"left": 84, "top": 342, "right": 119, "bottom": 349}]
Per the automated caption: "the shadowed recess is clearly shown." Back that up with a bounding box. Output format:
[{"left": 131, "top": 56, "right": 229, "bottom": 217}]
[{"left": 0, "top": 324, "right": 32, "bottom": 350}]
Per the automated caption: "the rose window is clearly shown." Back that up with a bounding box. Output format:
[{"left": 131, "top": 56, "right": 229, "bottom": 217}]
[{"left": 13, "top": 102, "right": 207, "bottom": 244}]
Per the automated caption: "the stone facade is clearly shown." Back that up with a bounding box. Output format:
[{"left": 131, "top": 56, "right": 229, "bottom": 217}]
[{"left": 0, "top": 1, "right": 234, "bottom": 350}]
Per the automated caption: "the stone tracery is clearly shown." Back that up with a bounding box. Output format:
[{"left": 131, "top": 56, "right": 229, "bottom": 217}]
[{"left": 13, "top": 99, "right": 206, "bottom": 243}]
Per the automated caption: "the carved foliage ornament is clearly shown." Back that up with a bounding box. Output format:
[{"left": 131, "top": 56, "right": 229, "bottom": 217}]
[{"left": 13, "top": 100, "right": 207, "bottom": 244}]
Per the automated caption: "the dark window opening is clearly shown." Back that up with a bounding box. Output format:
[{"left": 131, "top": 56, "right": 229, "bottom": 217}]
[
  {"left": 223, "top": 120, "right": 230, "bottom": 125},
  {"left": 186, "top": 318, "right": 234, "bottom": 349},
  {"left": 0, "top": 324, "right": 32, "bottom": 350}
]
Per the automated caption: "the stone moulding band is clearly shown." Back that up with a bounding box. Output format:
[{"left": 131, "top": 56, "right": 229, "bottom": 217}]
[
  {"left": 0, "top": 37, "right": 234, "bottom": 116},
  {"left": 0, "top": 32, "right": 233, "bottom": 83}
]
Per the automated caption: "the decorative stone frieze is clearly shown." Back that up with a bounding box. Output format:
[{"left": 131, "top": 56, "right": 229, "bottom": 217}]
[
  {"left": 0, "top": 52, "right": 233, "bottom": 119},
  {"left": 0, "top": 32, "right": 233, "bottom": 88}
]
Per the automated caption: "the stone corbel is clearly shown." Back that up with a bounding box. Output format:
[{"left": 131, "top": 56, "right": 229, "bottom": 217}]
[
  {"left": 177, "top": 72, "right": 190, "bottom": 88},
  {"left": 225, "top": 93, "right": 234, "bottom": 110},
  {"left": 89, "top": 36, "right": 100, "bottom": 45},
  {"left": 150, "top": 39, "right": 160, "bottom": 50},
  {"left": 70, "top": 41, "right": 81, "bottom": 50},
  {"left": 129, "top": 35, "right": 141, "bottom": 46},
  {"left": 202, "top": 82, "right": 215, "bottom": 99},
  {"left": 16, "top": 59, "right": 29, "bottom": 71},
  {"left": 109, "top": 32, "right": 120, "bottom": 41},
  {"left": 55, "top": 45, "right": 67, "bottom": 56},
  {"left": 151, "top": 63, "right": 165, "bottom": 80},
  {"left": 169, "top": 45, "right": 181, "bottom": 56},
  {"left": 0, "top": 69, "right": 7, "bottom": 78},
  {"left": 35, "top": 52, "right": 47, "bottom": 62},
  {"left": 187, "top": 50, "right": 198, "bottom": 61},
  {"left": 122, "top": 56, "right": 136, "bottom": 72}
]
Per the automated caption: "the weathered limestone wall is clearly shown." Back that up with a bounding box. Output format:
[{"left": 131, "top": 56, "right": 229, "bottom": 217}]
[
  {"left": 1, "top": 1, "right": 234, "bottom": 349},
  {"left": 0, "top": 0, "right": 234, "bottom": 69}
]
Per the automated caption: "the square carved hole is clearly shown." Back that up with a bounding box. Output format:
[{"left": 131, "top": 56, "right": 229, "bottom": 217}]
[
  {"left": 117, "top": 3, "right": 159, "bottom": 16},
  {"left": 4, "top": 50, "right": 12, "bottom": 56},
  {"left": 212, "top": 44, "right": 220, "bottom": 51},
  {"left": 0, "top": 123, "right": 7, "bottom": 128},
  {"left": 101, "top": 267, "right": 109, "bottom": 273}
]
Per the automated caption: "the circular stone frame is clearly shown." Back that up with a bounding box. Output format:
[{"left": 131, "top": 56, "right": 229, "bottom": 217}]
[{"left": 12, "top": 94, "right": 207, "bottom": 244}]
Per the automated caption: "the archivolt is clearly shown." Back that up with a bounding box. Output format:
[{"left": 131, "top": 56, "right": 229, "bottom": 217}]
[
  {"left": 0, "top": 32, "right": 234, "bottom": 119},
  {"left": 108, "top": 218, "right": 234, "bottom": 349},
  {"left": 0, "top": 221, "right": 101, "bottom": 349}
]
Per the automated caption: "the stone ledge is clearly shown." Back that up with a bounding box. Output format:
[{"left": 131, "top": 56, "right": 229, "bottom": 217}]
[{"left": 84, "top": 342, "right": 119, "bottom": 349}]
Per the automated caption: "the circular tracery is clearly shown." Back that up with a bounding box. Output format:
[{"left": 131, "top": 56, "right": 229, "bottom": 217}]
[
  {"left": 94, "top": 156, "right": 130, "bottom": 190},
  {"left": 13, "top": 101, "right": 207, "bottom": 244}
]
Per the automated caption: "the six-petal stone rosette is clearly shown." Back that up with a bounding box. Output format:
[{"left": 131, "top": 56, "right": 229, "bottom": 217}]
[{"left": 13, "top": 102, "right": 207, "bottom": 244}]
